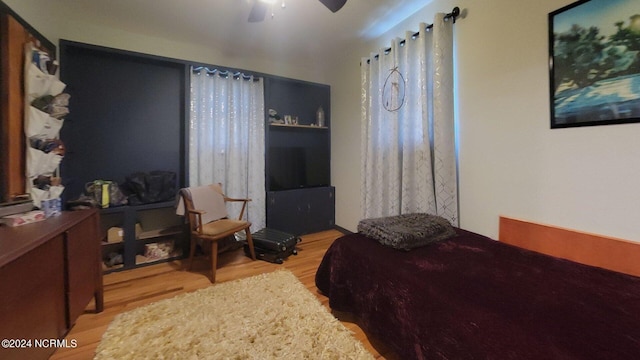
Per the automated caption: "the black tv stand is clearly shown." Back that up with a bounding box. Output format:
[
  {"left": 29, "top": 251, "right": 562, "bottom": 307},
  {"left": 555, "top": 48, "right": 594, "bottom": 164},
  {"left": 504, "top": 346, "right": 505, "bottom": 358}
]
[{"left": 266, "top": 186, "right": 335, "bottom": 235}]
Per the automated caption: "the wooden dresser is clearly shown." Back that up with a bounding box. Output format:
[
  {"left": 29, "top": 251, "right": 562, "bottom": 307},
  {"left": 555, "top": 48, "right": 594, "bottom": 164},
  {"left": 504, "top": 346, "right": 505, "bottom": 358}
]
[{"left": 0, "top": 209, "right": 103, "bottom": 360}]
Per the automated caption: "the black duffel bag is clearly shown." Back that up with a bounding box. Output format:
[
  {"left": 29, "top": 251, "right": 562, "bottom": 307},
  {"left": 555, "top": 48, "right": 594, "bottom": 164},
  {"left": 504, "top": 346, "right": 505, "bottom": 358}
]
[{"left": 123, "top": 170, "right": 177, "bottom": 205}]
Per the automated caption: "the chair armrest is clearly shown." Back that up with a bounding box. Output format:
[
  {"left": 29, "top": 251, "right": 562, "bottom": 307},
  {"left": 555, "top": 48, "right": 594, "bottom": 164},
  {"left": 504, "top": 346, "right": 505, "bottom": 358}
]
[
  {"left": 187, "top": 209, "right": 206, "bottom": 234},
  {"left": 224, "top": 197, "right": 252, "bottom": 203},
  {"left": 223, "top": 197, "right": 251, "bottom": 220}
]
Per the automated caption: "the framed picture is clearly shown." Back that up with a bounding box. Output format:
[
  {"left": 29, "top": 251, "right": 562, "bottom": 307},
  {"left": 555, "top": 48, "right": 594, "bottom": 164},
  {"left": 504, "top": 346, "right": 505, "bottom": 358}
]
[{"left": 549, "top": 0, "right": 640, "bottom": 128}]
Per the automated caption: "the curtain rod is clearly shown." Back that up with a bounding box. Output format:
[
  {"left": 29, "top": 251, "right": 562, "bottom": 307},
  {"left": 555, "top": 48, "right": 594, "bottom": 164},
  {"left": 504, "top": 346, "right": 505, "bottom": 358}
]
[
  {"left": 431, "top": 6, "right": 460, "bottom": 27},
  {"left": 367, "top": 6, "right": 461, "bottom": 64},
  {"left": 192, "top": 66, "right": 260, "bottom": 81},
  {"left": 411, "top": 6, "right": 460, "bottom": 41}
]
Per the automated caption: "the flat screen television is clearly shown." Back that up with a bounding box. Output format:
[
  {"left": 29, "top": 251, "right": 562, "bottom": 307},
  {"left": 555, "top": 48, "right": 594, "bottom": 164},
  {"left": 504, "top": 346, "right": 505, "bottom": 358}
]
[{"left": 268, "top": 146, "right": 330, "bottom": 191}]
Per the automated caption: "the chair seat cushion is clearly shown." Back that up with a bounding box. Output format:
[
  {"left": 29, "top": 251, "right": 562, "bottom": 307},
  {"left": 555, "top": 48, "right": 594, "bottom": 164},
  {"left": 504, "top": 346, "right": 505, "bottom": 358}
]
[{"left": 201, "top": 219, "right": 248, "bottom": 237}]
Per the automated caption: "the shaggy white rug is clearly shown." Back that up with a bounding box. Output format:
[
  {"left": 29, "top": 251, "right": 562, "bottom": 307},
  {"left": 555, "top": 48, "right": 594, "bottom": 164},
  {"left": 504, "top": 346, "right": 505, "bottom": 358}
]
[{"left": 94, "top": 270, "right": 373, "bottom": 359}]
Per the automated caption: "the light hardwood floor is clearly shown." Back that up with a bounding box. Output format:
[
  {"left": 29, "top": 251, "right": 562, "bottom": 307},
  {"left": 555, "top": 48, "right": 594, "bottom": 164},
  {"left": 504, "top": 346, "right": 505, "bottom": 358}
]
[{"left": 51, "top": 229, "right": 395, "bottom": 360}]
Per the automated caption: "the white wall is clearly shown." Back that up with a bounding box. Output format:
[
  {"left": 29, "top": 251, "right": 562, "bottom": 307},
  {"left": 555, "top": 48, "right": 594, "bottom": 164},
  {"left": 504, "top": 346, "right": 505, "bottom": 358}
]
[
  {"left": 8, "top": 0, "right": 640, "bottom": 242},
  {"left": 3, "top": 0, "right": 328, "bottom": 83},
  {"left": 329, "top": 0, "right": 640, "bottom": 242}
]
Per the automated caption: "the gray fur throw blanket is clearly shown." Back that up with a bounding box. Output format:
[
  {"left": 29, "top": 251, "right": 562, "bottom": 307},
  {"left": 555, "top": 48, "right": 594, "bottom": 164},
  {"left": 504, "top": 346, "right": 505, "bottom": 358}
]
[{"left": 358, "top": 213, "right": 457, "bottom": 251}]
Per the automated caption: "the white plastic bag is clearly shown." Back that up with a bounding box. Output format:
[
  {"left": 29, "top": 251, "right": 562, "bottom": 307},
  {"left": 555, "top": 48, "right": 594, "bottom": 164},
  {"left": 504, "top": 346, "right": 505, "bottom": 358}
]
[
  {"left": 27, "top": 147, "right": 63, "bottom": 178},
  {"left": 26, "top": 63, "right": 66, "bottom": 100},
  {"left": 30, "top": 185, "right": 64, "bottom": 209},
  {"left": 25, "top": 106, "right": 64, "bottom": 139}
]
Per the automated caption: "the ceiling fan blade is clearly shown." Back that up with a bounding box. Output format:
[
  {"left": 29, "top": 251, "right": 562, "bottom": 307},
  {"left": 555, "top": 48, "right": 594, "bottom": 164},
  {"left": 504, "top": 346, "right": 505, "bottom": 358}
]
[
  {"left": 248, "top": 1, "right": 268, "bottom": 22},
  {"left": 318, "top": 0, "right": 347, "bottom": 13}
]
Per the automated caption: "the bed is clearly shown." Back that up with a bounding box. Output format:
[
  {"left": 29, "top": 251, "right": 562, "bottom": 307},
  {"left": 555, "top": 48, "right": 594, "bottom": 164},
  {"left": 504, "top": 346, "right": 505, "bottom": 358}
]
[{"left": 315, "top": 216, "right": 640, "bottom": 360}]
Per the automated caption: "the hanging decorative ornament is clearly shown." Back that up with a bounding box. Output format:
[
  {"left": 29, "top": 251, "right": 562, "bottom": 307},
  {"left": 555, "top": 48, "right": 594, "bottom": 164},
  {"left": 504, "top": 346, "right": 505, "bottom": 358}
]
[{"left": 382, "top": 66, "right": 406, "bottom": 112}]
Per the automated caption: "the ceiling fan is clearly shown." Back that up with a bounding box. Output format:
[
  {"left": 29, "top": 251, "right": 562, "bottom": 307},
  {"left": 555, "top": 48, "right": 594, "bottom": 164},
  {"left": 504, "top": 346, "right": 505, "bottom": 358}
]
[{"left": 248, "top": 0, "right": 347, "bottom": 22}]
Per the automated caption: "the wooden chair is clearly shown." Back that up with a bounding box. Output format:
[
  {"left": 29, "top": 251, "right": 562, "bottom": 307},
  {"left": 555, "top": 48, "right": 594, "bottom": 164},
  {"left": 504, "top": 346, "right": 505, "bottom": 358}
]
[{"left": 177, "top": 183, "right": 256, "bottom": 282}]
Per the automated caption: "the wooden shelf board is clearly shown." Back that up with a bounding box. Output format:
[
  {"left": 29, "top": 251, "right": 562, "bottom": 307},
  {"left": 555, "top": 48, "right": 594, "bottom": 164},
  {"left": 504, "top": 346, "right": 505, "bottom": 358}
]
[
  {"left": 137, "top": 225, "right": 184, "bottom": 240},
  {"left": 101, "top": 240, "right": 123, "bottom": 246},
  {"left": 269, "top": 123, "right": 328, "bottom": 129},
  {"left": 135, "top": 254, "right": 183, "bottom": 266},
  {"left": 101, "top": 264, "right": 124, "bottom": 273}
]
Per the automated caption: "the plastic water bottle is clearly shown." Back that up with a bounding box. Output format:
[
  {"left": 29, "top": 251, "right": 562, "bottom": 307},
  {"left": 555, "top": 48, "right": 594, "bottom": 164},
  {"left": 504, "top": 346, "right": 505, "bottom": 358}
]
[{"left": 316, "top": 106, "right": 325, "bottom": 127}]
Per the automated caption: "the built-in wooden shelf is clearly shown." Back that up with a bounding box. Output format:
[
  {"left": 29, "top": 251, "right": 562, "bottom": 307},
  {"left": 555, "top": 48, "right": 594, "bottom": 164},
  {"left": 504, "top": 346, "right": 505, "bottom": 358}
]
[{"left": 137, "top": 225, "right": 184, "bottom": 240}]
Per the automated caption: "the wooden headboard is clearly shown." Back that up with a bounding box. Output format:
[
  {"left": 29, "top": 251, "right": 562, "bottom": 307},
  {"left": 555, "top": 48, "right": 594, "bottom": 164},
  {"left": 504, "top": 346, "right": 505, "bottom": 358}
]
[{"left": 499, "top": 216, "right": 640, "bottom": 277}]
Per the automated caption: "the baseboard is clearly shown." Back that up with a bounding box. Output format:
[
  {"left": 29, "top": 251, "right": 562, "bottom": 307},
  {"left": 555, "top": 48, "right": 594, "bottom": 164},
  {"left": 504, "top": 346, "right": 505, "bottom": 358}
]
[{"left": 333, "top": 225, "right": 353, "bottom": 235}]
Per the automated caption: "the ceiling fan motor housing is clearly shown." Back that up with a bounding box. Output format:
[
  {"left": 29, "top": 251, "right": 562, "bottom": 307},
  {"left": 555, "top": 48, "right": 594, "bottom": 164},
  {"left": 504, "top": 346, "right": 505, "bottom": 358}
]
[{"left": 249, "top": 0, "right": 347, "bottom": 22}]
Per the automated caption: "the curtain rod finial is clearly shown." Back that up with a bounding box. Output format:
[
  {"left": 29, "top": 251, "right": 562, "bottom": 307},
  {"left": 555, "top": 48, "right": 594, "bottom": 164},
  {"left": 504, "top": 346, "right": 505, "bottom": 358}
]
[{"left": 451, "top": 7, "right": 460, "bottom": 22}]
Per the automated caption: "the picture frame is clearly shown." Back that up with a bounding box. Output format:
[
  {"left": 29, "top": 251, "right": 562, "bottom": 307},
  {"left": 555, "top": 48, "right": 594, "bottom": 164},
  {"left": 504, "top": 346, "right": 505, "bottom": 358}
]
[{"left": 549, "top": 0, "right": 640, "bottom": 128}]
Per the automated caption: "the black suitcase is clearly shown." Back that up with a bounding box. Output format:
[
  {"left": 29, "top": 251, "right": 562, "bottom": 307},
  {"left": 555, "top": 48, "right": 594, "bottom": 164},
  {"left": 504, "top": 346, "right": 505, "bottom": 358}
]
[
  {"left": 244, "top": 244, "right": 298, "bottom": 264},
  {"left": 250, "top": 228, "right": 301, "bottom": 252}
]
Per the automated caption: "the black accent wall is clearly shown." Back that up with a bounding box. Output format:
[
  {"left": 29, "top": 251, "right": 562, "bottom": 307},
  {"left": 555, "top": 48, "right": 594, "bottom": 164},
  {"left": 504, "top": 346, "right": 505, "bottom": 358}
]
[
  {"left": 59, "top": 40, "right": 334, "bottom": 235},
  {"left": 59, "top": 41, "right": 186, "bottom": 202}
]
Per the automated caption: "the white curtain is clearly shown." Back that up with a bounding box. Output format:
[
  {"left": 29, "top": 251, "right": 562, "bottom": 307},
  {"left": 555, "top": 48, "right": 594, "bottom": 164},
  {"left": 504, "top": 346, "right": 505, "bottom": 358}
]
[
  {"left": 360, "top": 14, "right": 458, "bottom": 225},
  {"left": 189, "top": 68, "right": 266, "bottom": 230}
]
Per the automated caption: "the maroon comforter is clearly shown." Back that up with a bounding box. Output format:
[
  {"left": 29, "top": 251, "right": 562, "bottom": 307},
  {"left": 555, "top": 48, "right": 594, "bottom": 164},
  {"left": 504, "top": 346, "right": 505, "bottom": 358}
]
[{"left": 315, "top": 229, "right": 640, "bottom": 360}]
